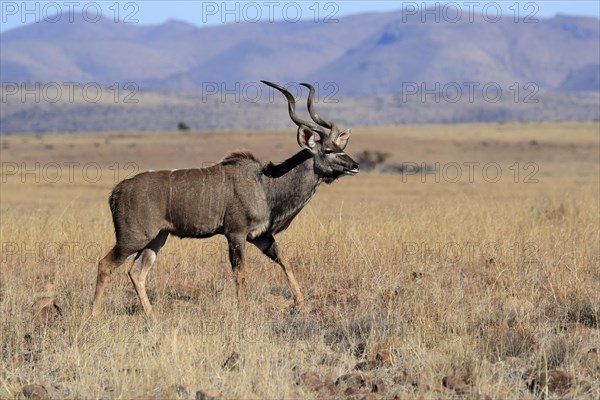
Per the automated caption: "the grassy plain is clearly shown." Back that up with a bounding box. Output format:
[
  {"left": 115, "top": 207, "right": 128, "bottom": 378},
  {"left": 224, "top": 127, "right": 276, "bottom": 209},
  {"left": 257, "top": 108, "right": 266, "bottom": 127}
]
[{"left": 0, "top": 122, "right": 599, "bottom": 399}]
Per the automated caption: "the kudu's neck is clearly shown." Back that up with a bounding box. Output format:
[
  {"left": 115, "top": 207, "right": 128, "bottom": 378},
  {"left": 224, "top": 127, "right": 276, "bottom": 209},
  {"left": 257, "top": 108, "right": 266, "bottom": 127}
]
[{"left": 262, "top": 150, "right": 320, "bottom": 220}]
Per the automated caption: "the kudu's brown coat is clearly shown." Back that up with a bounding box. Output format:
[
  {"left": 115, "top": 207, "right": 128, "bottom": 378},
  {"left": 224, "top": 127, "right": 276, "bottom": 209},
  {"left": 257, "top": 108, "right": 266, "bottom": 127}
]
[{"left": 91, "top": 81, "right": 359, "bottom": 318}]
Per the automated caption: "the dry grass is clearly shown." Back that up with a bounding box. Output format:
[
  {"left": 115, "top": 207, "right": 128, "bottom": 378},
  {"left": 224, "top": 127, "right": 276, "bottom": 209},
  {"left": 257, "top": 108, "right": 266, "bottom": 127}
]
[{"left": 1, "top": 122, "right": 599, "bottom": 399}]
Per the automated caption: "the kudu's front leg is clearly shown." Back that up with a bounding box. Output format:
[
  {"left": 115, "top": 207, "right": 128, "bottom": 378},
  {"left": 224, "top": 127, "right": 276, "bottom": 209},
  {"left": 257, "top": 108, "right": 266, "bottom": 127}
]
[
  {"left": 227, "top": 235, "right": 247, "bottom": 308},
  {"left": 252, "top": 235, "right": 305, "bottom": 312}
]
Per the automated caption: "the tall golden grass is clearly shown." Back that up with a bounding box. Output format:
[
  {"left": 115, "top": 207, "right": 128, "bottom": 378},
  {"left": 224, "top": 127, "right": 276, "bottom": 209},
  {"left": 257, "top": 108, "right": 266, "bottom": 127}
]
[{"left": 1, "top": 122, "right": 598, "bottom": 399}]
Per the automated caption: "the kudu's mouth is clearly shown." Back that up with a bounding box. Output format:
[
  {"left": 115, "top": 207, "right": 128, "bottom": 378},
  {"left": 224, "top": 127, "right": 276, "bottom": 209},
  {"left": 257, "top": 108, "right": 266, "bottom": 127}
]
[{"left": 344, "top": 166, "right": 360, "bottom": 176}]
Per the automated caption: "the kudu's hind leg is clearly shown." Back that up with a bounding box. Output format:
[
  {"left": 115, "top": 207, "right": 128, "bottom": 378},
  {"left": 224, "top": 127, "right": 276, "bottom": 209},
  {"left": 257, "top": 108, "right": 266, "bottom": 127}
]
[
  {"left": 252, "top": 236, "right": 305, "bottom": 312},
  {"left": 128, "top": 231, "right": 169, "bottom": 318},
  {"left": 92, "top": 247, "right": 130, "bottom": 317}
]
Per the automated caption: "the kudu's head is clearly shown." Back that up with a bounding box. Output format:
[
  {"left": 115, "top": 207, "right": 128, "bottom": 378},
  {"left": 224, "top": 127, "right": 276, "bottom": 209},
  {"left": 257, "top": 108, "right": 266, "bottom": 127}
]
[{"left": 261, "top": 80, "right": 359, "bottom": 183}]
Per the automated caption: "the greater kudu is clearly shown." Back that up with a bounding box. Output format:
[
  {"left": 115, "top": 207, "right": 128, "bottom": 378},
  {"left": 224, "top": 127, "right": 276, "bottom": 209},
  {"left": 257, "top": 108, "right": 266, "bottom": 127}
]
[{"left": 91, "top": 81, "right": 359, "bottom": 318}]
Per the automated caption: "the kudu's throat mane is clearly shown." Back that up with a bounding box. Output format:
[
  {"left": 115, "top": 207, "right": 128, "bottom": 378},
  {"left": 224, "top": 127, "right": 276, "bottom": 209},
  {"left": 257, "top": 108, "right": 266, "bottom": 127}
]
[{"left": 263, "top": 149, "right": 313, "bottom": 178}]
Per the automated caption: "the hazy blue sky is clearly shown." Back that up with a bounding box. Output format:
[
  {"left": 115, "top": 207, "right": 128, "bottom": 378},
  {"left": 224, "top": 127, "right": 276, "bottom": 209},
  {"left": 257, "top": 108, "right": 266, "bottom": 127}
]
[{"left": 1, "top": 1, "right": 599, "bottom": 32}]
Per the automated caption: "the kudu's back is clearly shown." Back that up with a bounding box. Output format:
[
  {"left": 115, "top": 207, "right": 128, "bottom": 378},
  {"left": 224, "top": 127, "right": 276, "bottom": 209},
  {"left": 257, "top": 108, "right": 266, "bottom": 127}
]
[{"left": 109, "top": 154, "right": 268, "bottom": 252}]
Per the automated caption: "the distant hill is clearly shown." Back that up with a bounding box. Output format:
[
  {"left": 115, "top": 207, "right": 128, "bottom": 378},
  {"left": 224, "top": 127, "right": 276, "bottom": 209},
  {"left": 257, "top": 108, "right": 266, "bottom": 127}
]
[
  {"left": 1, "top": 10, "right": 599, "bottom": 133},
  {"left": 559, "top": 64, "right": 600, "bottom": 91},
  {"left": 1, "top": 11, "right": 599, "bottom": 96}
]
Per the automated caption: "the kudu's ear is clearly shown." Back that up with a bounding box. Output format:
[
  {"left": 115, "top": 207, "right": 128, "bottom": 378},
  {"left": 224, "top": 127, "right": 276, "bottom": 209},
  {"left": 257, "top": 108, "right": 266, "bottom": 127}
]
[
  {"left": 333, "top": 129, "right": 350, "bottom": 150},
  {"left": 297, "top": 125, "right": 317, "bottom": 151}
]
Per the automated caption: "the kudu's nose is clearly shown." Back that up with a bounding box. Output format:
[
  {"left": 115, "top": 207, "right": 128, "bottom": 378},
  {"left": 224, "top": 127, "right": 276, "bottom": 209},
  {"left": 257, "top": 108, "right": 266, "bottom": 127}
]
[{"left": 345, "top": 162, "right": 360, "bottom": 175}]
